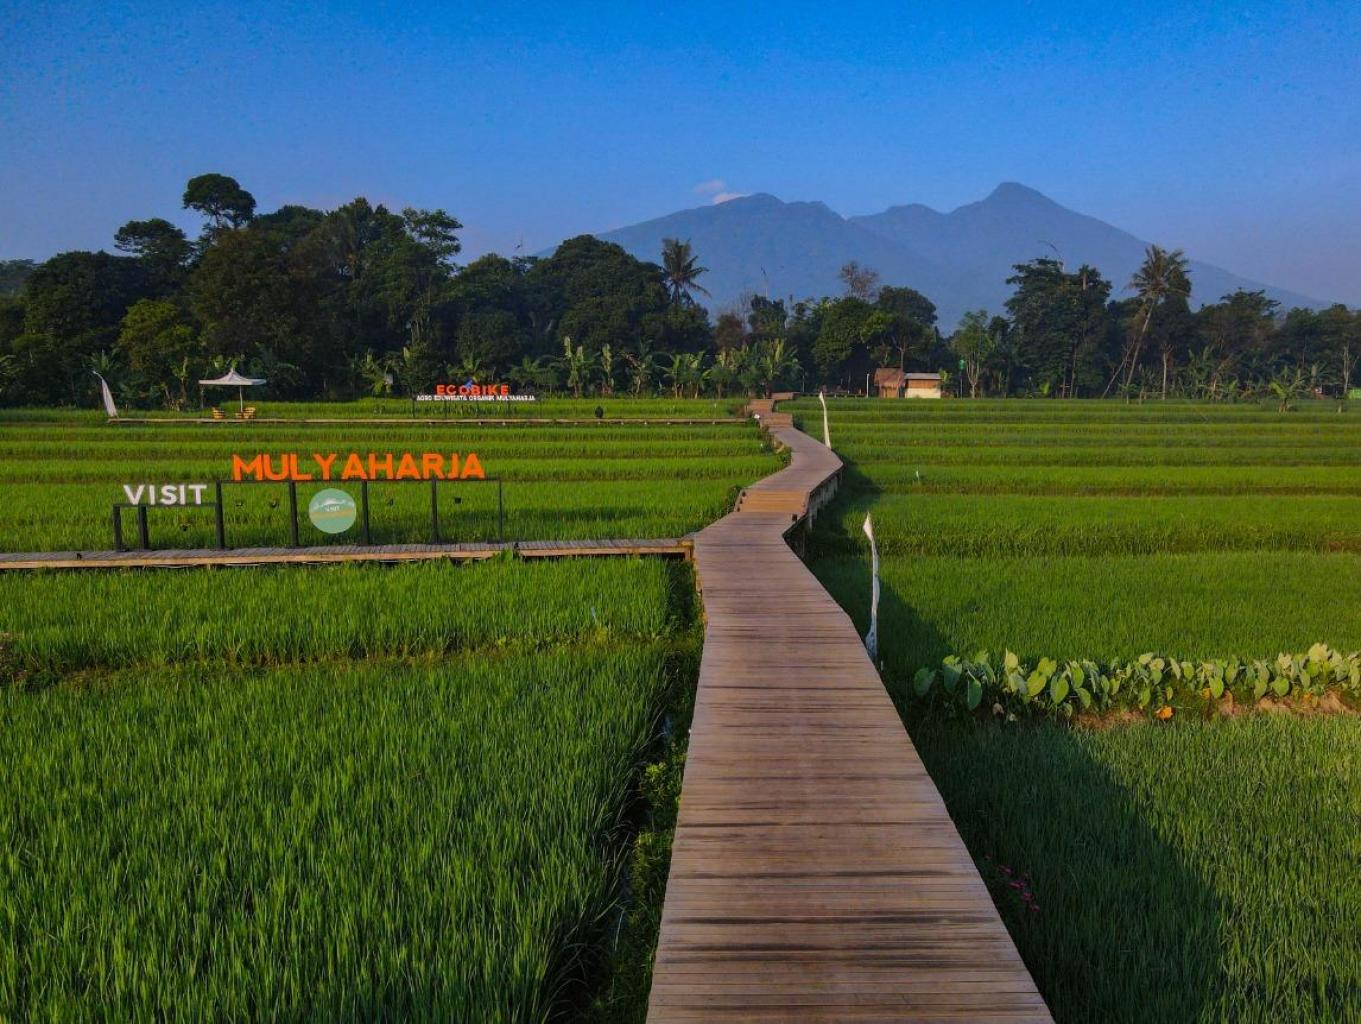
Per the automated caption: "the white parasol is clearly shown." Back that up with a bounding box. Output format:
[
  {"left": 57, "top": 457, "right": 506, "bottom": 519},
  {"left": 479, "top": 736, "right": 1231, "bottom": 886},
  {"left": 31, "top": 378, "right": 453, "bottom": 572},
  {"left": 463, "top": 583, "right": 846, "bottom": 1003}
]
[{"left": 198, "top": 368, "right": 266, "bottom": 413}]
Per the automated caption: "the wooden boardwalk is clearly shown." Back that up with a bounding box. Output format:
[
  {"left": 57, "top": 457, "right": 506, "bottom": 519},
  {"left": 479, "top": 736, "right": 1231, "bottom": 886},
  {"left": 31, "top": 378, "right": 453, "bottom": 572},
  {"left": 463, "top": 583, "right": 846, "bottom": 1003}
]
[
  {"left": 105, "top": 417, "right": 742, "bottom": 427},
  {"left": 0, "top": 537, "right": 690, "bottom": 571},
  {"left": 647, "top": 406, "right": 1050, "bottom": 1021}
]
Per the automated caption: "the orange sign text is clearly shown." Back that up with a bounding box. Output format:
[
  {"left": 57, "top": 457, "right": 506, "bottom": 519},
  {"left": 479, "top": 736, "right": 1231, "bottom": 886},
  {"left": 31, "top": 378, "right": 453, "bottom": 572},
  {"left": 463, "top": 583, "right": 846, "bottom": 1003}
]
[{"left": 231, "top": 452, "right": 485, "bottom": 482}]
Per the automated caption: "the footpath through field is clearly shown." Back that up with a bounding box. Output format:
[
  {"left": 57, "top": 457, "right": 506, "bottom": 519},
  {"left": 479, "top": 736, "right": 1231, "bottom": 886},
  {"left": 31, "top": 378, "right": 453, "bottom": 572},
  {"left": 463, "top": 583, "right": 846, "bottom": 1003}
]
[{"left": 647, "top": 400, "right": 1050, "bottom": 1021}]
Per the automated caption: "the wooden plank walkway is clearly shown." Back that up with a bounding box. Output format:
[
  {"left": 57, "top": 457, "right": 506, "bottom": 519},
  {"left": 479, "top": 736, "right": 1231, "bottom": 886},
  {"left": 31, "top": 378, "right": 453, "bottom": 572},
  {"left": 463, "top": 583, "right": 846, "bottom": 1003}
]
[
  {"left": 0, "top": 537, "right": 690, "bottom": 571},
  {"left": 648, "top": 405, "right": 1050, "bottom": 1021},
  {"left": 103, "top": 417, "right": 743, "bottom": 427}
]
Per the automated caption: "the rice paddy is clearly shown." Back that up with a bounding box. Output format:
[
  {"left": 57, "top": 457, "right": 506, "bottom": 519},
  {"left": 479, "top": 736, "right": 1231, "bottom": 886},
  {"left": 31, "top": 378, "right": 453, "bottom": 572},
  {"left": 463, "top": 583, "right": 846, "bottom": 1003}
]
[
  {"left": 1, "top": 555, "right": 700, "bottom": 1020},
  {"left": 0, "top": 403, "right": 775, "bottom": 551},
  {"left": 9, "top": 393, "right": 1360, "bottom": 1021},
  {"left": 0, "top": 402, "right": 737, "bottom": 1020},
  {"left": 793, "top": 397, "right": 1361, "bottom": 1023}
]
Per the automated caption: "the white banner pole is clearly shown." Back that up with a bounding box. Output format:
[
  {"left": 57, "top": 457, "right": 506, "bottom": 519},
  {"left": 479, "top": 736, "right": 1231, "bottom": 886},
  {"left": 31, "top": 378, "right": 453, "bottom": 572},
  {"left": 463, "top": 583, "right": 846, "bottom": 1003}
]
[
  {"left": 862, "top": 513, "right": 879, "bottom": 659},
  {"left": 92, "top": 371, "right": 119, "bottom": 419}
]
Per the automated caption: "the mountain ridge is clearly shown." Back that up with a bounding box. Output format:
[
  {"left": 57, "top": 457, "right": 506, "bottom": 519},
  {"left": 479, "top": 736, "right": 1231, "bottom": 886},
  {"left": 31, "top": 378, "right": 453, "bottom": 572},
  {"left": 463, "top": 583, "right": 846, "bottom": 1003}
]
[{"left": 568, "top": 185, "right": 1327, "bottom": 327}]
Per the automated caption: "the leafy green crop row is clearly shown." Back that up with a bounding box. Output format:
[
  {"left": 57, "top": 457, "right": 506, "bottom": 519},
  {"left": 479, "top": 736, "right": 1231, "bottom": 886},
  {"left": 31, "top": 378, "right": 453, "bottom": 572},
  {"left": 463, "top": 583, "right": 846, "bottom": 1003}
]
[{"left": 913, "top": 645, "right": 1359, "bottom": 719}]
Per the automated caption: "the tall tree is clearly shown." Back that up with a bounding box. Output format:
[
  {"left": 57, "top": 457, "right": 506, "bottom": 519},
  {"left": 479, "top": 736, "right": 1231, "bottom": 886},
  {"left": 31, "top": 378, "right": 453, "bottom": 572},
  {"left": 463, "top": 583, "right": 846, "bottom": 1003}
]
[
  {"left": 746, "top": 296, "right": 787, "bottom": 342},
  {"left": 13, "top": 251, "right": 151, "bottom": 403},
  {"left": 1317, "top": 304, "right": 1361, "bottom": 396},
  {"left": 1108, "top": 245, "right": 1191, "bottom": 397},
  {"left": 1194, "top": 290, "right": 1279, "bottom": 397},
  {"left": 813, "top": 297, "right": 872, "bottom": 383},
  {"left": 950, "top": 310, "right": 997, "bottom": 398},
  {"left": 182, "top": 174, "right": 257, "bottom": 231},
  {"left": 868, "top": 285, "right": 937, "bottom": 372},
  {"left": 116, "top": 298, "right": 200, "bottom": 407},
  {"left": 838, "top": 261, "right": 879, "bottom": 301},
  {"left": 0, "top": 260, "right": 36, "bottom": 296},
  {"left": 113, "top": 218, "right": 192, "bottom": 290},
  {"left": 713, "top": 311, "right": 747, "bottom": 351},
  {"left": 660, "top": 238, "right": 709, "bottom": 305},
  {"left": 1005, "top": 259, "right": 1112, "bottom": 396}
]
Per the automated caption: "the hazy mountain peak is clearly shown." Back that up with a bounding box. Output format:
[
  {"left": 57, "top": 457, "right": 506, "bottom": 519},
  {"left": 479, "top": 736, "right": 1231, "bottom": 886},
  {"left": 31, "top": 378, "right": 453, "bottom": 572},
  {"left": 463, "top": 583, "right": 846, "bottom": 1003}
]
[
  {"left": 575, "top": 184, "right": 1328, "bottom": 324},
  {"left": 983, "top": 181, "right": 1051, "bottom": 204},
  {"left": 718, "top": 191, "right": 783, "bottom": 208}
]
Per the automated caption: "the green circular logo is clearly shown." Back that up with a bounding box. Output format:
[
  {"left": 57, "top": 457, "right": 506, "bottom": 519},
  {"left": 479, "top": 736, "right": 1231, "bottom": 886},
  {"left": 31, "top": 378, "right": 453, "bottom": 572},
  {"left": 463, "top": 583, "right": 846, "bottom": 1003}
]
[{"left": 308, "top": 488, "right": 357, "bottom": 534}]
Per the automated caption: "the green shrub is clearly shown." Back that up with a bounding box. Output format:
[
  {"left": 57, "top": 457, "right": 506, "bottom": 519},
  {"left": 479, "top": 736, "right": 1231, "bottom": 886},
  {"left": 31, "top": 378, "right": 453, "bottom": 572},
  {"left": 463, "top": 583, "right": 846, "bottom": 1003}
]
[{"left": 914, "top": 643, "right": 1361, "bottom": 720}]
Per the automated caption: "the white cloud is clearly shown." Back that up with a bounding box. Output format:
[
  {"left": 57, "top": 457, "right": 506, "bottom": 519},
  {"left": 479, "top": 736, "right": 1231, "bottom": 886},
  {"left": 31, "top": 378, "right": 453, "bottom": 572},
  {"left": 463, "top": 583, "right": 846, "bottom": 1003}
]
[
  {"left": 711, "top": 191, "right": 748, "bottom": 205},
  {"left": 692, "top": 178, "right": 727, "bottom": 196}
]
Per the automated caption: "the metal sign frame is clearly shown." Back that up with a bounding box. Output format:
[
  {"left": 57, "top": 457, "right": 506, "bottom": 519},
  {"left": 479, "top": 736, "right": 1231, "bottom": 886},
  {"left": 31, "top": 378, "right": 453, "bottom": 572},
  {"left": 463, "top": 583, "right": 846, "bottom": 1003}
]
[{"left": 112, "top": 477, "right": 504, "bottom": 551}]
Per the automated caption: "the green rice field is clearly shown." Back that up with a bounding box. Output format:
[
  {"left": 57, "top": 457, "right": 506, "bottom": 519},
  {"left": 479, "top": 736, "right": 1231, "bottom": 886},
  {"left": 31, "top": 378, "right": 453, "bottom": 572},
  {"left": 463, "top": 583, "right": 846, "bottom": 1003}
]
[
  {"left": 0, "top": 402, "right": 775, "bottom": 551},
  {"left": 1, "top": 557, "right": 698, "bottom": 1021},
  {"left": 11, "top": 394, "right": 1361, "bottom": 1021},
  {"left": 0, "top": 400, "right": 761, "bottom": 1020},
  {"left": 793, "top": 397, "right": 1361, "bottom": 1023}
]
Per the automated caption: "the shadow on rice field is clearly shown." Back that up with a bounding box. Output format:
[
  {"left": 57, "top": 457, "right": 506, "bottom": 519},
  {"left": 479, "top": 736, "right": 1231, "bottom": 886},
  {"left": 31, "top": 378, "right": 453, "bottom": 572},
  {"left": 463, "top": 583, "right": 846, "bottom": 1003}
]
[{"left": 801, "top": 398, "right": 1361, "bottom": 1023}]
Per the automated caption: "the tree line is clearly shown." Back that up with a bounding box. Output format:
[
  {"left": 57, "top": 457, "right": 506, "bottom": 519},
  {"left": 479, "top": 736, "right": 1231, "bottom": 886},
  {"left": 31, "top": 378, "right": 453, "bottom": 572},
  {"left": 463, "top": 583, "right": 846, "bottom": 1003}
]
[
  {"left": 951, "top": 251, "right": 1361, "bottom": 403},
  {"left": 0, "top": 174, "right": 1355, "bottom": 406}
]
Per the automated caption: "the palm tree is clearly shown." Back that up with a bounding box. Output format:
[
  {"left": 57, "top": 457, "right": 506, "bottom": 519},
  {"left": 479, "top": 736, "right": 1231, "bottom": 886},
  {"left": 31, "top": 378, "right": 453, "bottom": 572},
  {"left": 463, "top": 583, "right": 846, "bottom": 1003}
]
[
  {"left": 1106, "top": 245, "right": 1191, "bottom": 397},
  {"left": 661, "top": 238, "right": 710, "bottom": 305}
]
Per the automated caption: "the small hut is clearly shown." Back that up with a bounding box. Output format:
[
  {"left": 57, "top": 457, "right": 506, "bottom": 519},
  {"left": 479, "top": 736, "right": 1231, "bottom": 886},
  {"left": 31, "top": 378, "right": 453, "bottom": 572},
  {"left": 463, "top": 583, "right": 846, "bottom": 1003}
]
[{"left": 874, "top": 369, "right": 942, "bottom": 399}]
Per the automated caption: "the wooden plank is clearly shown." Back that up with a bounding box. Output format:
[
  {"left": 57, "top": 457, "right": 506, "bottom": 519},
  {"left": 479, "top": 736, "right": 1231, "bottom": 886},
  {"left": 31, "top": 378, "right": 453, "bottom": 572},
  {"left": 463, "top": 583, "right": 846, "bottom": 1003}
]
[
  {"left": 0, "top": 538, "right": 691, "bottom": 571},
  {"left": 104, "top": 417, "right": 747, "bottom": 427},
  {"left": 648, "top": 415, "right": 1049, "bottom": 1021}
]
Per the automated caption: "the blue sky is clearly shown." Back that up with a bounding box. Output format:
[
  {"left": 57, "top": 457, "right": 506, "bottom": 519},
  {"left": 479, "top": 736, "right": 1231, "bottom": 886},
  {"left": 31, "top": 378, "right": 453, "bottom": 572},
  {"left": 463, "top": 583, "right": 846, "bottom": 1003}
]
[{"left": 2, "top": 0, "right": 1359, "bottom": 302}]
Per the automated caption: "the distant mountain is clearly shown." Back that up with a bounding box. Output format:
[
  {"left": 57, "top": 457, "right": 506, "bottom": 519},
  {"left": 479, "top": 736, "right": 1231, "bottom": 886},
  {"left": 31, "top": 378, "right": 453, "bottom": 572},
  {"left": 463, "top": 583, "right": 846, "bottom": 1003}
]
[{"left": 574, "top": 184, "right": 1326, "bottom": 328}]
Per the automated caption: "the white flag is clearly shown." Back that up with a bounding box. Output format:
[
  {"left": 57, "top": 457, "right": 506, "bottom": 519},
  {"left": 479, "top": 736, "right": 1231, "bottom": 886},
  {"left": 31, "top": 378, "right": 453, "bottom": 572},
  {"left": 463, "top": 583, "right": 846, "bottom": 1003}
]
[
  {"left": 93, "top": 371, "right": 119, "bottom": 419},
  {"left": 862, "top": 513, "right": 880, "bottom": 659},
  {"left": 818, "top": 389, "right": 831, "bottom": 448}
]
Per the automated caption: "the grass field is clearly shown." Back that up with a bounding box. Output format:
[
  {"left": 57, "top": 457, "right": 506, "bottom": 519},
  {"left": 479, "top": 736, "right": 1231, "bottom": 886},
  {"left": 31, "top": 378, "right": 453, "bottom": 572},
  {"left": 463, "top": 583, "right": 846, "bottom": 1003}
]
[
  {"left": 1, "top": 557, "right": 698, "bottom": 1021},
  {"left": 0, "top": 403, "right": 775, "bottom": 551},
  {"left": 792, "top": 397, "right": 1361, "bottom": 1023}
]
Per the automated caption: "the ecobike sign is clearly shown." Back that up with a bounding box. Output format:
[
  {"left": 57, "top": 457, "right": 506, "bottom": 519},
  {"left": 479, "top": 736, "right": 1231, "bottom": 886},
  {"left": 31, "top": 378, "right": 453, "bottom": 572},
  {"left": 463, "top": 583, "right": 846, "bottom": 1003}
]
[{"left": 416, "top": 382, "right": 537, "bottom": 403}]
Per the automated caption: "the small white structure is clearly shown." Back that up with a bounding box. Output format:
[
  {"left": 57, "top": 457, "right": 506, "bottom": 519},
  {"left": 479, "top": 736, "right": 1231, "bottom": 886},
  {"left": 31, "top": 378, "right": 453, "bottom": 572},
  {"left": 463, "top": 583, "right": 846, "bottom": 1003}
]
[
  {"left": 199, "top": 368, "right": 267, "bottom": 413},
  {"left": 874, "top": 368, "right": 942, "bottom": 399}
]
